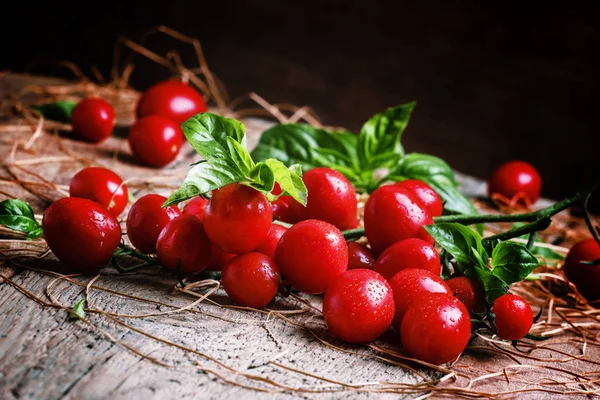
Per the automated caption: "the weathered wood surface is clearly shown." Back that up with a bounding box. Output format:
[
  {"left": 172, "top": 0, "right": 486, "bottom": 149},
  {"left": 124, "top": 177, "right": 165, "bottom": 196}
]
[{"left": 0, "top": 73, "right": 598, "bottom": 399}]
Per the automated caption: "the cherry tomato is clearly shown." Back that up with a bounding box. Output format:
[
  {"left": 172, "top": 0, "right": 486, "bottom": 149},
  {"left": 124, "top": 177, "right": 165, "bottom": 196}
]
[
  {"left": 69, "top": 167, "right": 128, "bottom": 217},
  {"left": 136, "top": 80, "right": 207, "bottom": 125},
  {"left": 204, "top": 183, "right": 272, "bottom": 254},
  {"left": 253, "top": 223, "right": 288, "bottom": 259},
  {"left": 271, "top": 196, "right": 292, "bottom": 223},
  {"left": 71, "top": 97, "right": 115, "bottom": 143},
  {"left": 43, "top": 197, "right": 121, "bottom": 274},
  {"left": 128, "top": 115, "right": 183, "bottom": 168},
  {"left": 373, "top": 238, "right": 441, "bottom": 280},
  {"left": 388, "top": 268, "right": 452, "bottom": 330},
  {"left": 487, "top": 160, "right": 542, "bottom": 205},
  {"left": 492, "top": 294, "right": 533, "bottom": 340},
  {"left": 126, "top": 194, "right": 181, "bottom": 253},
  {"left": 221, "top": 253, "right": 280, "bottom": 308},
  {"left": 347, "top": 242, "right": 375, "bottom": 270},
  {"left": 401, "top": 293, "right": 471, "bottom": 365},
  {"left": 275, "top": 219, "right": 348, "bottom": 294},
  {"left": 323, "top": 269, "right": 395, "bottom": 343},
  {"left": 182, "top": 196, "right": 209, "bottom": 221},
  {"left": 156, "top": 215, "right": 211, "bottom": 273},
  {"left": 206, "top": 243, "right": 236, "bottom": 271},
  {"left": 563, "top": 238, "right": 600, "bottom": 302},
  {"left": 286, "top": 168, "right": 358, "bottom": 230},
  {"left": 395, "top": 179, "right": 443, "bottom": 217},
  {"left": 364, "top": 185, "right": 434, "bottom": 254},
  {"left": 446, "top": 276, "right": 486, "bottom": 315}
]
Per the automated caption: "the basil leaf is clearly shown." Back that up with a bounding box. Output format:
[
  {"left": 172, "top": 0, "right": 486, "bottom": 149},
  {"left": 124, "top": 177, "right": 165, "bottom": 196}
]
[
  {"left": 226, "top": 137, "right": 255, "bottom": 175},
  {"left": 464, "top": 267, "right": 508, "bottom": 304},
  {"left": 248, "top": 162, "right": 275, "bottom": 193},
  {"left": 251, "top": 124, "right": 359, "bottom": 170},
  {"left": 424, "top": 223, "right": 488, "bottom": 270},
  {"left": 491, "top": 242, "right": 539, "bottom": 284},
  {"left": 69, "top": 298, "right": 86, "bottom": 320},
  {"left": 31, "top": 100, "right": 77, "bottom": 123},
  {"left": 357, "top": 102, "right": 415, "bottom": 168},
  {"left": 262, "top": 159, "right": 307, "bottom": 205},
  {"left": 183, "top": 113, "right": 246, "bottom": 165},
  {"left": 0, "top": 199, "right": 43, "bottom": 239},
  {"left": 391, "top": 153, "right": 457, "bottom": 186},
  {"left": 164, "top": 159, "right": 245, "bottom": 206}
]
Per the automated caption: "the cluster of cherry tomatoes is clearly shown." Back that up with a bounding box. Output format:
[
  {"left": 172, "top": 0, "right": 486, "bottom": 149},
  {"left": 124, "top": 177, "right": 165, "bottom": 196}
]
[{"left": 69, "top": 80, "right": 207, "bottom": 167}]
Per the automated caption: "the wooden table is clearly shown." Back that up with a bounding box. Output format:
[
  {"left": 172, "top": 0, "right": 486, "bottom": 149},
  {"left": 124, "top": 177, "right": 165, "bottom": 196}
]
[{"left": 1, "top": 73, "right": 598, "bottom": 399}]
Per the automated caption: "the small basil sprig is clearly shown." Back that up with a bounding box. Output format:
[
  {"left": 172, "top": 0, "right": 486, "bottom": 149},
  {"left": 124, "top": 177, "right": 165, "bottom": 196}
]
[
  {"left": 0, "top": 199, "right": 44, "bottom": 239},
  {"left": 425, "top": 223, "right": 539, "bottom": 304},
  {"left": 164, "top": 113, "right": 307, "bottom": 207},
  {"left": 31, "top": 100, "right": 78, "bottom": 123},
  {"left": 251, "top": 102, "right": 474, "bottom": 216}
]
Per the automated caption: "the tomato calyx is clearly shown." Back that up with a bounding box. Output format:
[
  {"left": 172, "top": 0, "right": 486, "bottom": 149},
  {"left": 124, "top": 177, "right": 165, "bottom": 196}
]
[{"left": 111, "top": 242, "right": 158, "bottom": 273}]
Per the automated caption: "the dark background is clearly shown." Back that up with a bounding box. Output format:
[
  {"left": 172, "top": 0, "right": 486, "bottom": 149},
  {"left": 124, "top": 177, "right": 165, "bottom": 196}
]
[{"left": 3, "top": 0, "right": 598, "bottom": 201}]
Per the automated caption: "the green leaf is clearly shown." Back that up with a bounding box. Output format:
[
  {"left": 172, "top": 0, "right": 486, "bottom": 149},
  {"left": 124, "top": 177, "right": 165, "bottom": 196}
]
[
  {"left": 164, "top": 159, "right": 245, "bottom": 206},
  {"left": 248, "top": 162, "right": 276, "bottom": 193},
  {"left": 69, "top": 298, "right": 86, "bottom": 320},
  {"left": 530, "top": 245, "right": 565, "bottom": 262},
  {"left": 263, "top": 159, "right": 307, "bottom": 205},
  {"left": 31, "top": 100, "right": 77, "bottom": 123},
  {"left": 226, "top": 137, "right": 255, "bottom": 175},
  {"left": 464, "top": 267, "right": 508, "bottom": 304},
  {"left": 424, "top": 223, "right": 488, "bottom": 270},
  {"left": 251, "top": 124, "right": 360, "bottom": 171},
  {"left": 357, "top": 102, "right": 415, "bottom": 168},
  {"left": 0, "top": 199, "right": 43, "bottom": 239},
  {"left": 491, "top": 242, "right": 539, "bottom": 284}
]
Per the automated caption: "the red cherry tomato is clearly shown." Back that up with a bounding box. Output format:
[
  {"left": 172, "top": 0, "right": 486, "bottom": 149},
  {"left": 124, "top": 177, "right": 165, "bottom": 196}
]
[
  {"left": 71, "top": 97, "right": 115, "bottom": 143},
  {"left": 204, "top": 183, "right": 272, "bottom": 254},
  {"left": 487, "top": 160, "right": 542, "bottom": 205},
  {"left": 126, "top": 194, "right": 181, "bottom": 253},
  {"left": 128, "top": 115, "right": 184, "bottom": 168},
  {"left": 182, "top": 196, "right": 209, "bottom": 221},
  {"left": 364, "top": 185, "right": 434, "bottom": 254},
  {"left": 253, "top": 223, "right": 288, "bottom": 259},
  {"left": 156, "top": 215, "right": 211, "bottom": 273},
  {"left": 373, "top": 238, "right": 441, "bottom": 280},
  {"left": 286, "top": 168, "right": 357, "bottom": 230},
  {"left": 275, "top": 219, "right": 348, "bottom": 294},
  {"left": 347, "top": 242, "right": 375, "bottom": 270},
  {"left": 221, "top": 253, "right": 280, "bottom": 308},
  {"left": 323, "top": 269, "right": 395, "bottom": 343},
  {"left": 388, "top": 268, "right": 452, "bottom": 330},
  {"left": 206, "top": 243, "right": 236, "bottom": 271},
  {"left": 43, "top": 197, "right": 121, "bottom": 274},
  {"left": 136, "top": 80, "right": 207, "bottom": 125},
  {"left": 563, "top": 238, "right": 600, "bottom": 302},
  {"left": 69, "top": 167, "right": 128, "bottom": 217},
  {"left": 446, "top": 276, "right": 486, "bottom": 315},
  {"left": 271, "top": 196, "right": 292, "bottom": 223},
  {"left": 395, "top": 179, "right": 443, "bottom": 217},
  {"left": 401, "top": 293, "right": 471, "bottom": 365},
  {"left": 492, "top": 294, "right": 533, "bottom": 340}
]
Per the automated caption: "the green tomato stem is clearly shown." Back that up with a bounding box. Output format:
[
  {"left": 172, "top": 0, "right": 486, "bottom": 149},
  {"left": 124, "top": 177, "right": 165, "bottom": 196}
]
[
  {"left": 583, "top": 191, "right": 600, "bottom": 248},
  {"left": 342, "top": 228, "right": 366, "bottom": 241},
  {"left": 114, "top": 243, "right": 157, "bottom": 265},
  {"left": 482, "top": 217, "right": 552, "bottom": 244}
]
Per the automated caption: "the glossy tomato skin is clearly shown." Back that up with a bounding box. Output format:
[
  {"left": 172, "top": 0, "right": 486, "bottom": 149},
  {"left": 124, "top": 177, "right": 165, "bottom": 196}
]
[
  {"left": 446, "top": 276, "right": 486, "bottom": 315},
  {"left": 156, "top": 215, "right": 211, "bottom": 273},
  {"left": 204, "top": 183, "right": 272, "bottom": 254},
  {"left": 492, "top": 294, "right": 533, "bottom": 340},
  {"left": 323, "top": 269, "right": 395, "bottom": 343},
  {"left": 286, "top": 168, "right": 358, "bottom": 230},
  {"left": 126, "top": 194, "right": 181, "bottom": 254},
  {"left": 275, "top": 219, "right": 348, "bottom": 294},
  {"left": 71, "top": 97, "right": 115, "bottom": 143},
  {"left": 364, "top": 185, "right": 434, "bottom": 254},
  {"left": 563, "top": 238, "right": 600, "bottom": 301},
  {"left": 128, "top": 115, "right": 184, "bottom": 168},
  {"left": 487, "top": 160, "right": 542, "bottom": 205},
  {"left": 347, "top": 242, "right": 376, "bottom": 270},
  {"left": 69, "top": 167, "right": 128, "bottom": 217},
  {"left": 373, "top": 238, "right": 441, "bottom": 280},
  {"left": 271, "top": 196, "right": 292, "bottom": 223},
  {"left": 206, "top": 243, "right": 236, "bottom": 271},
  {"left": 395, "top": 180, "right": 443, "bottom": 217},
  {"left": 182, "top": 197, "right": 209, "bottom": 221},
  {"left": 43, "top": 197, "right": 121, "bottom": 274},
  {"left": 401, "top": 293, "right": 471, "bottom": 365},
  {"left": 136, "top": 80, "right": 207, "bottom": 125},
  {"left": 253, "top": 223, "right": 288, "bottom": 259},
  {"left": 388, "top": 268, "right": 452, "bottom": 330},
  {"left": 221, "top": 253, "right": 280, "bottom": 308}
]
